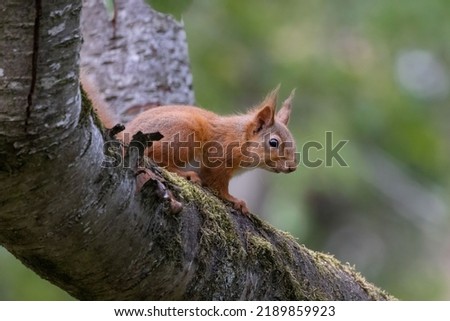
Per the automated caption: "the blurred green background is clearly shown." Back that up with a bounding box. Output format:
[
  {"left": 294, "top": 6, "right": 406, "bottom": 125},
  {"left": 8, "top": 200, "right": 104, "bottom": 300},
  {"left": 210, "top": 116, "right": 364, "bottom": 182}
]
[{"left": 1, "top": 0, "right": 449, "bottom": 300}]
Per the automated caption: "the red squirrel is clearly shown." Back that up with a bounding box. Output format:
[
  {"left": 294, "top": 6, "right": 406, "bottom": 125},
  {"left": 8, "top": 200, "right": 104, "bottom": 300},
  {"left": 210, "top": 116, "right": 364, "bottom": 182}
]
[{"left": 81, "top": 73, "right": 297, "bottom": 214}]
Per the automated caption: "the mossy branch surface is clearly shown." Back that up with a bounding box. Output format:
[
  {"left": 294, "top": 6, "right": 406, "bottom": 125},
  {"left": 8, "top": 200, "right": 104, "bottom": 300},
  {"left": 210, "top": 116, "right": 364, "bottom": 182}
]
[{"left": 142, "top": 169, "right": 395, "bottom": 300}]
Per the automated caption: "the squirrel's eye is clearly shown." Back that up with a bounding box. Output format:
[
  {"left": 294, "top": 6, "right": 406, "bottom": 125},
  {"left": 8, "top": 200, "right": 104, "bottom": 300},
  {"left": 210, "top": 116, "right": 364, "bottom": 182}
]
[{"left": 269, "top": 138, "right": 279, "bottom": 148}]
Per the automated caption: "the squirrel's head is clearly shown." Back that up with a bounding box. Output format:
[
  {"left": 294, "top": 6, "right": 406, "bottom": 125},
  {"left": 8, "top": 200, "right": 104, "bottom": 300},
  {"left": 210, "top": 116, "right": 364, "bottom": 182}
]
[{"left": 245, "top": 86, "right": 297, "bottom": 174}]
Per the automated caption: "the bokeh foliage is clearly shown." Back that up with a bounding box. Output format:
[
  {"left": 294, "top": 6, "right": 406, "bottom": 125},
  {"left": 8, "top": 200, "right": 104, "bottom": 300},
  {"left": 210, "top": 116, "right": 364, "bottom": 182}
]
[{"left": 1, "top": 0, "right": 449, "bottom": 300}]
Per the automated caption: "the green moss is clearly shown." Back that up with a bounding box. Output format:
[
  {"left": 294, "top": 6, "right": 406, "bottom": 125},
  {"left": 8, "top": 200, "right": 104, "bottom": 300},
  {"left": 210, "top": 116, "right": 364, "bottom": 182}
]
[
  {"left": 305, "top": 248, "right": 396, "bottom": 300},
  {"left": 247, "top": 234, "right": 275, "bottom": 266},
  {"left": 161, "top": 170, "right": 225, "bottom": 213},
  {"left": 80, "top": 85, "right": 104, "bottom": 131},
  {"left": 345, "top": 265, "right": 396, "bottom": 300},
  {"left": 165, "top": 168, "right": 241, "bottom": 249},
  {"left": 161, "top": 169, "right": 249, "bottom": 298},
  {"left": 246, "top": 233, "right": 307, "bottom": 300},
  {"left": 159, "top": 169, "right": 394, "bottom": 300}
]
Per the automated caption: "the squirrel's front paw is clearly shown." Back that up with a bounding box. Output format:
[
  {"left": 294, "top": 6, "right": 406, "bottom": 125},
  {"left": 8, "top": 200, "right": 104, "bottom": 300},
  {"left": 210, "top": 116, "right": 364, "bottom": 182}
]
[
  {"left": 232, "top": 199, "right": 250, "bottom": 215},
  {"left": 219, "top": 193, "right": 250, "bottom": 215}
]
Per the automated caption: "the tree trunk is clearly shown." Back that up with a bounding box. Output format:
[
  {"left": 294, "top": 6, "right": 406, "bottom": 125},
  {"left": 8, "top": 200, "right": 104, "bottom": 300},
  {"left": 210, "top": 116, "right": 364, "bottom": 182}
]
[{"left": 0, "top": 0, "right": 394, "bottom": 300}]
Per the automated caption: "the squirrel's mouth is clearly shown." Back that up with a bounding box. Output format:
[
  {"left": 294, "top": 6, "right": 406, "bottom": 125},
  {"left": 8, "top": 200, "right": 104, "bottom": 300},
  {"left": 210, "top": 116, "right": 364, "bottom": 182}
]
[
  {"left": 275, "top": 166, "right": 297, "bottom": 174},
  {"left": 263, "top": 163, "right": 297, "bottom": 174}
]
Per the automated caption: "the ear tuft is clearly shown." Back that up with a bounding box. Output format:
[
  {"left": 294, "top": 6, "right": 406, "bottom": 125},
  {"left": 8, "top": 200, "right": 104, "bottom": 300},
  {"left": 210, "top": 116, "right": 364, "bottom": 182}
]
[
  {"left": 263, "top": 84, "right": 280, "bottom": 110},
  {"left": 276, "top": 88, "right": 295, "bottom": 125}
]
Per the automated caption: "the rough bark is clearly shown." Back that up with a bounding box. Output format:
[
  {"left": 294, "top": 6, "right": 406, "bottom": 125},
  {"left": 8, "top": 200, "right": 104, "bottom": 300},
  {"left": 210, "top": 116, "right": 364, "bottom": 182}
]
[
  {"left": 80, "top": 0, "right": 194, "bottom": 123},
  {"left": 0, "top": 0, "right": 395, "bottom": 300}
]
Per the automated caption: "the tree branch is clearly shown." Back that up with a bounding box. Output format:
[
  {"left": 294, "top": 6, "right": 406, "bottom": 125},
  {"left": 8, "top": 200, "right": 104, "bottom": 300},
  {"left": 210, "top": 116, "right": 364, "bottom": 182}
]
[{"left": 0, "top": 0, "right": 394, "bottom": 300}]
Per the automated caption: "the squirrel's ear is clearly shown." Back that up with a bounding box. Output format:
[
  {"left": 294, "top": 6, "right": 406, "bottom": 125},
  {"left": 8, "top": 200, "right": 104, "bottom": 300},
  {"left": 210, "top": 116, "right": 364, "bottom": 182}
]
[
  {"left": 252, "top": 85, "right": 279, "bottom": 132},
  {"left": 276, "top": 89, "right": 295, "bottom": 126},
  {"left": 254, "top": 105, "right": 274, "bottom": 132}
]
